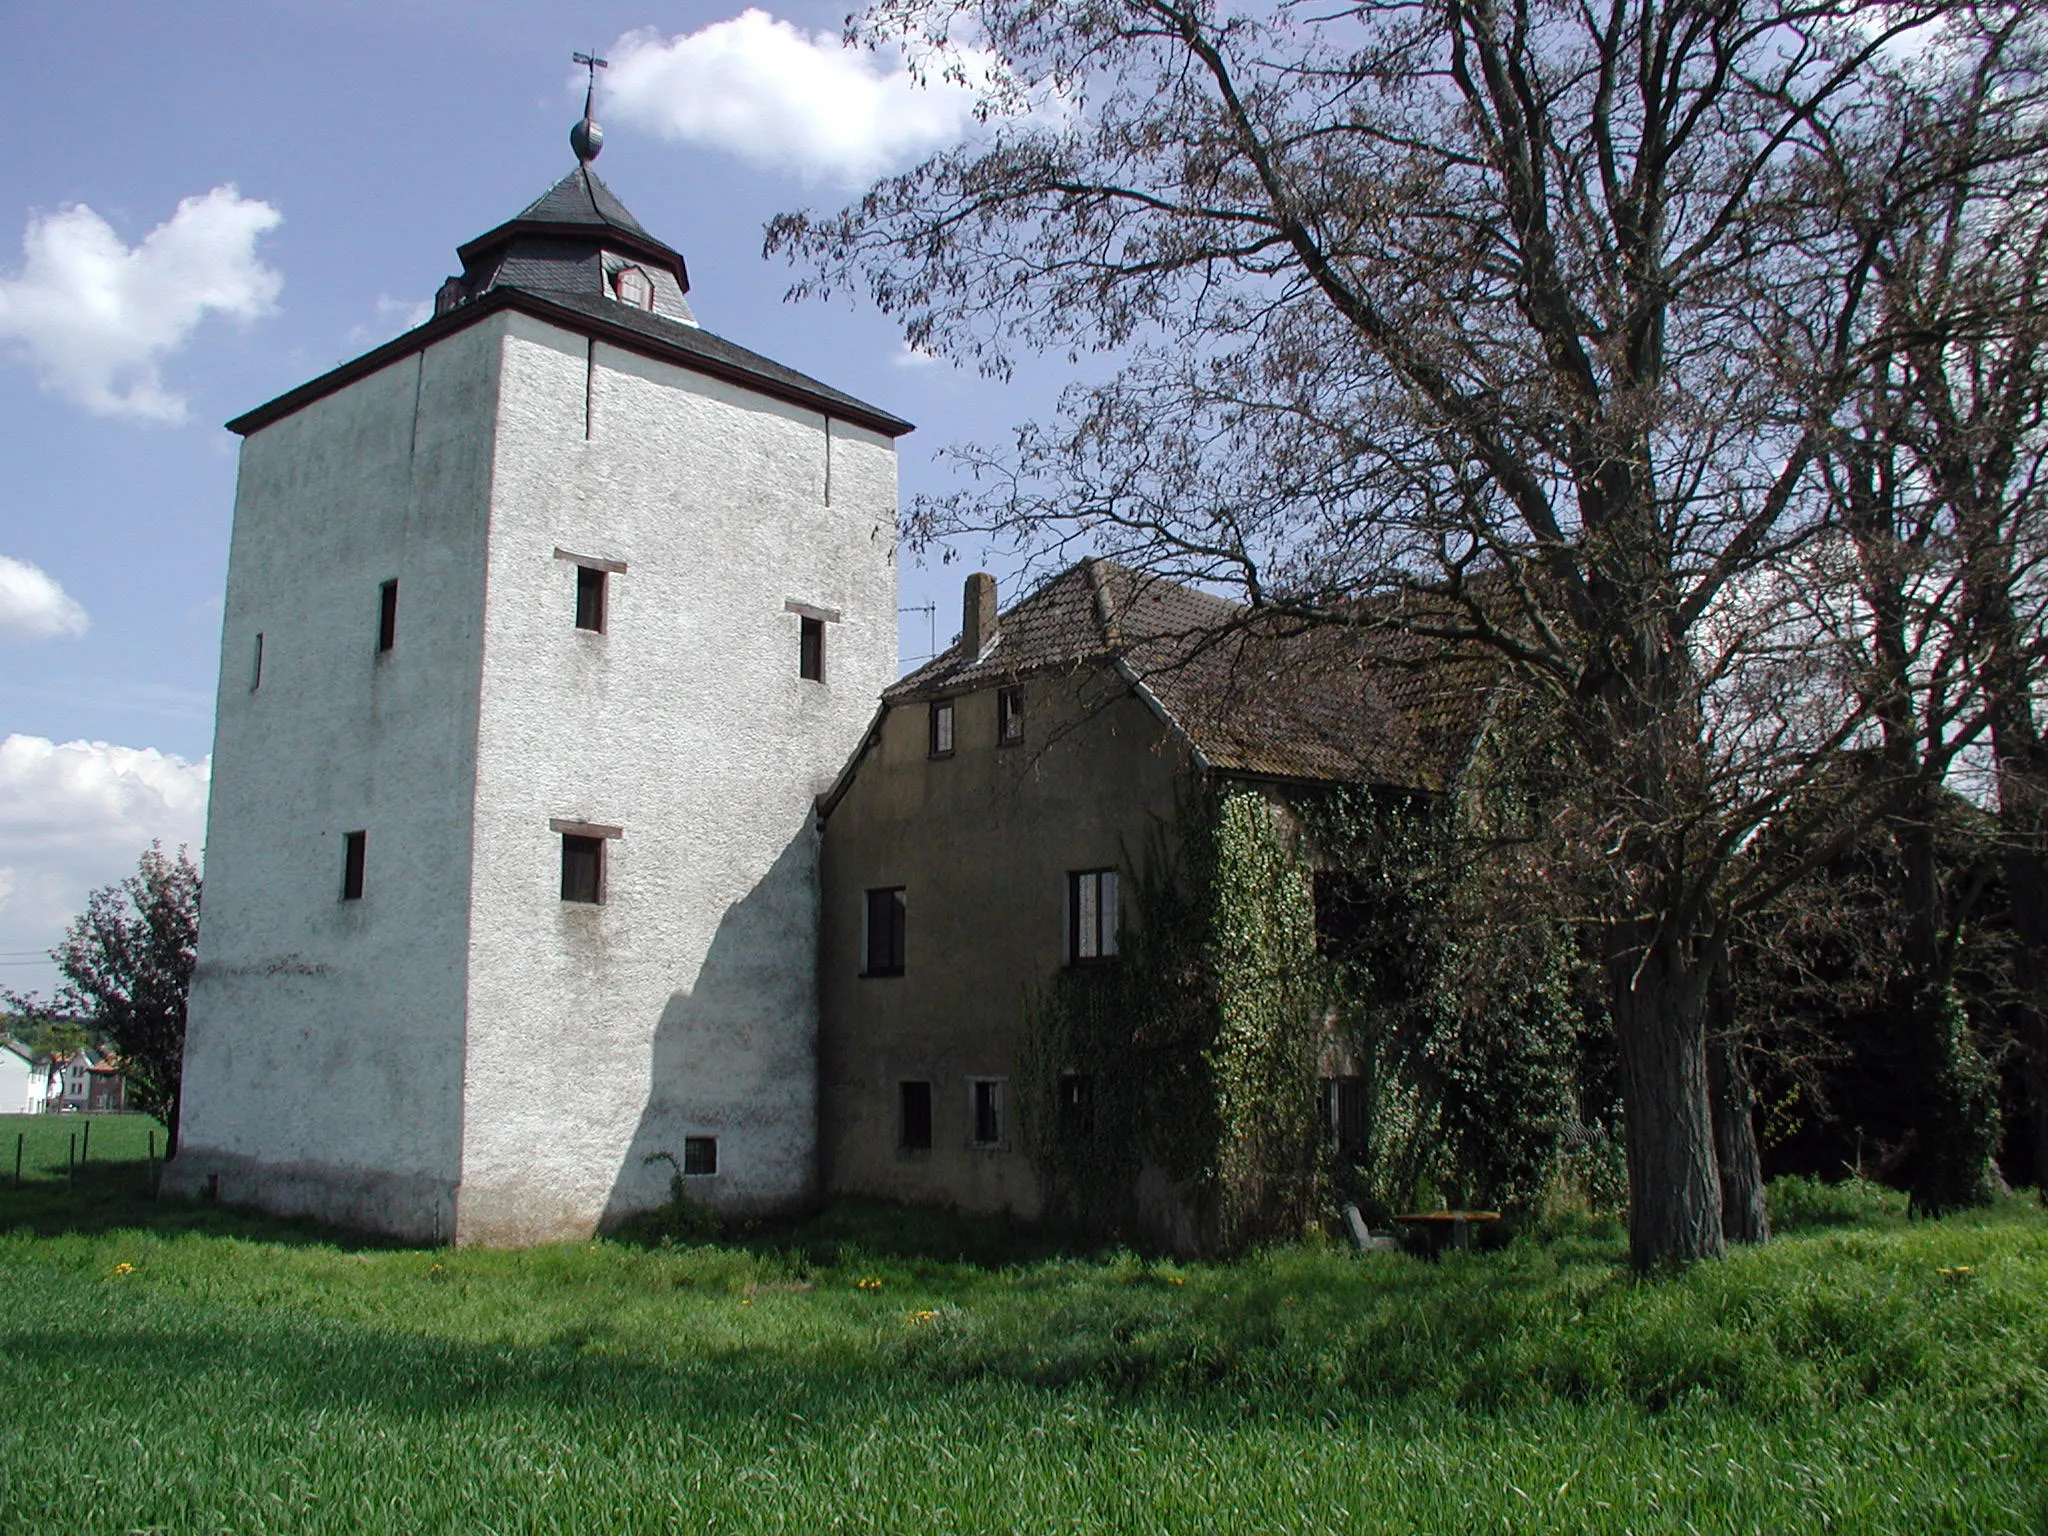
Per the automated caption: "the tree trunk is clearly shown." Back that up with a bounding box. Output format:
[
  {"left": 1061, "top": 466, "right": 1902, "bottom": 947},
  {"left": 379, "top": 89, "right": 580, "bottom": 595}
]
[
  {"left": 1707, "top": 1021, "right": 1769, "bottom": 1244},
  {"left": 1606, "top": 932, "right": 1726, "bottom": 1268}
]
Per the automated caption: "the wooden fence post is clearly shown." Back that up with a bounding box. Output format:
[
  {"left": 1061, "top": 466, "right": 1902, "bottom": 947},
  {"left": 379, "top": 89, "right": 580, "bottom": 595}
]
[{"left": 81, "top": 1120, "right": 91, "bottom": 1166}]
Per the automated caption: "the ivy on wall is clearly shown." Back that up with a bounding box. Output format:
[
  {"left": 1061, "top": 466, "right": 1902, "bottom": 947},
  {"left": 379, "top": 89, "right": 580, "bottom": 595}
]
[{"left": 1021, "top": 781, "right": 1591, "bottom": 1254}]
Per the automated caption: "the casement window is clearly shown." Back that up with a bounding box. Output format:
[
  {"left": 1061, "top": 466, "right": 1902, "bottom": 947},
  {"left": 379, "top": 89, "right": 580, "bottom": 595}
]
[
  {"left": 968, "top": 1078, "right": 1006, "bottom": 1148},
  {"left": 341, "top": 830, "right": 367, "bottom": 901},
  {"left": 552, "top": 818, "right": 623, "bottom": 905},
  {"left": 1058, "top": 1073, "right": 1095, "bottom": 1139},
  {"left": 863, "top": 887, "right": 906, "bottom": 976},
  {"left": 556, "top": 549, "right": 626, "bottom": 633},
  {"left": 377, "top": 580, "right": 398, "bottom": 653},
  {"left": 1322, "top": 1076, "right": 1368, "bottom": 1163},
  {"left": 1067, "top": 868, "right": 1120, "bottom": 963},
  {"left": 899, "top": 1081, "right": 933, "bottom": 1152},
  {"left": 799, "top": 616, "right": 825, "bottom": 681},
  {"left": 928, "top": 698, "right": 954, "bottom": 758},
  {"left": 997, "top": 685, "right": 1024, "bottom": 745},
  {"left": 612, "top": 265, "right": 655, "bottom": 309},
  {"left": 683, "top": 1135, "right": 718, "bottom": 1175}
]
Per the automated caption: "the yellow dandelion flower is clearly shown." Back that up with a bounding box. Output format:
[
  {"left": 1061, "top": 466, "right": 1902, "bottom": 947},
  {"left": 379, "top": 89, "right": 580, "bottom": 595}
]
[
  {"left": 909, "top": 1309, "right": 938, "bottom": 1325},
  {"left": 856, "top": 1276, "right": 883, "bottom": 1291},
  {"left": 111, "top": 1262, "right": 135, "bottom": 1277}
]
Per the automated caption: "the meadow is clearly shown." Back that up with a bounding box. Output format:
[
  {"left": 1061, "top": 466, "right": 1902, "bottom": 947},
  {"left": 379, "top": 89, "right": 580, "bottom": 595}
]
[{"left": 1, "top": 1131, "right": 2043, "bottom": 1534}]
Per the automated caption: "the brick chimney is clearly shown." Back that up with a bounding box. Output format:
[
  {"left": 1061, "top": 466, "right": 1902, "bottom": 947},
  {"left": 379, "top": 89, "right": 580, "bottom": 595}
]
[{"left": 962, "top": 572, "right": 998, "bottom": 656}]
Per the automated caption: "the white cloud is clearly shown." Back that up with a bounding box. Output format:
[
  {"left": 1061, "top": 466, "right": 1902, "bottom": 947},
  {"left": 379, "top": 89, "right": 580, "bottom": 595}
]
[
  {"left": 345, "top": 294, "right": 433, "bottom": 350},
  {"left": 0, "top": 735, "right": 209, "bottom": 999},
  {"left": 893, "top": 339, "right": 945, "bottom": 368},
  {"left": 602, "top": 11, "right": 1004, "bottom": 185},
  {"left": 0, "top": 555, "right": 88, "bottom": 641},
  {"left": 0, "top": 185, "right": 282, "bottom": 422}
]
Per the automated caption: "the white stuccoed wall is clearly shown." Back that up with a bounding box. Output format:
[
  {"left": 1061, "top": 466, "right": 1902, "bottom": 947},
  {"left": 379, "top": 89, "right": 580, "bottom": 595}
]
[
  {"left": 173, "top": 320, "right": 505, "bottom": 1238},
  {"left": 175, "top": 302, "right": 898, "bottom": 1245},
  {"left": 457, "top": 314, "right": 897, "bottom": 1243}
]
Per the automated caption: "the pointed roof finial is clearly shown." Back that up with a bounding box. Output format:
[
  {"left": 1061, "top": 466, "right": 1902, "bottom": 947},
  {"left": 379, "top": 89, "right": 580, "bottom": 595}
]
[{"left": 571, "top": 50, "right": 608, "bottom": 163}]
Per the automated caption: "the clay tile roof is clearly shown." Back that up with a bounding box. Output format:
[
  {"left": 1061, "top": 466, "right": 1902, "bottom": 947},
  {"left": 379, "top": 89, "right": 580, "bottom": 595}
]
[{"left": 888, "top": 559, "right": 1498, "bottom": 791}]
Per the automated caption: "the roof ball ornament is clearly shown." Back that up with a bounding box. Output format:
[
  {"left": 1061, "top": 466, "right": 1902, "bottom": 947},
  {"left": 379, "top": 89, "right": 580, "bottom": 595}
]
[{"left": 571, "top": 50, "right": 608, "bottom": 163}]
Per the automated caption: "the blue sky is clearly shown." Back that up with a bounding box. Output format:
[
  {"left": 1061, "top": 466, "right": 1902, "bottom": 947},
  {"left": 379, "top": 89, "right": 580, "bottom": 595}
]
[{"left": 0, "top": 1, "right": 1058, "bottom": 996}]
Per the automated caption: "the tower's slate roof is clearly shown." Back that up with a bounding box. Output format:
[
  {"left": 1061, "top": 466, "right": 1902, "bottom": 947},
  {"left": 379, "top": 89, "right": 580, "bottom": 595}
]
[
  {"left": 227, "top": 161, "right": 912, "bottom": 440},
  {"left": 884, "top": 560, "right": 1498, "bottom": 792},
  {"left": 516, "top": 165, "right": 657, "bottom": 240}
]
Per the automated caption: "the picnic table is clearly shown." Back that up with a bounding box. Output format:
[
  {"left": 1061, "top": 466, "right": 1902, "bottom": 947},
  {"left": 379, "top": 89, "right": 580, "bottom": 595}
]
[{"left": 1392, "top": 1210, "right": 1502, "bottom": 1254}]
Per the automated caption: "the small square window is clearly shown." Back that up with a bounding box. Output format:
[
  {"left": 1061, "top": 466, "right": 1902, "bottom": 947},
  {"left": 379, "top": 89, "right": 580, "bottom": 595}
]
[
  {"left": 799, "top": 615, "right": 825, "bottom": 681},
  {"left": 575, "top": 565, "right": 606, "bottom": 632},
  {"left": 683, "top": 1135, "right": 718, "bottom": 1175},
  {"left": 863, "top": 887, "right": 905, "bottom": 976},
  {"left": 561, "top": 834, "right": 604, "bottom": 904},
  {"left": 997, "top": 686, "right": 1024, "bottom": 745},
  {"left": 341, "top": 830, "right": 367, "bottom": 901},
  {"left": 929, "top": 699, "right": 955, "bottom": 757},
  {"left": 377, "top": 579, "right": 398, "bottom": 653},
  {"left": 1068, "top": 869, "right": 1119, "bottom": 963},
  {"left": 969, "top": 1079, "right": 1005, "bottom": 1147},
  {"left": 899, "top": 1081, "right": 933, "bottom": 1152}
]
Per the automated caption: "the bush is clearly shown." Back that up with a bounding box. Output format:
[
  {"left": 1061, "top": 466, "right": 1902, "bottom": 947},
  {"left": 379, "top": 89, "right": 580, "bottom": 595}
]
[{"left": 1766, "top": 1174, "right": 1907, "bottom": 1230}]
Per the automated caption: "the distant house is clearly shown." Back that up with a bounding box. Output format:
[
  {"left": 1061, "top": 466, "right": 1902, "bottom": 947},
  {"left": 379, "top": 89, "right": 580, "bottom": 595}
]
[
  {"left": 1, "top": 1041, "right": 49, "bottom": 1115},
  {"left": 816, "top": 561, "right": 1493, "bottom": 1239}
]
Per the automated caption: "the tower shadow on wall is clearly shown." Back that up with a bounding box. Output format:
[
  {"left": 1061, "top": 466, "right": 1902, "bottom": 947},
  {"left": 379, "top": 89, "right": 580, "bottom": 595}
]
[{"left": 599, "top": 820, "right": 822, "bottom": 1230}]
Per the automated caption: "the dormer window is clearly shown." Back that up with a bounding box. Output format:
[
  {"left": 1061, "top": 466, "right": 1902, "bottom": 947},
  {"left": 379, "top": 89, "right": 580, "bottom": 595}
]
[{"left": 611, "top": 265, "right": 654, "bottom": 310}]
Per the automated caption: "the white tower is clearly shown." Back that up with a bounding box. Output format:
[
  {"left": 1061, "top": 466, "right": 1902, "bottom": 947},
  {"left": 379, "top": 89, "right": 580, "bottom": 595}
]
[{"left": 171, "top": 104, "right": 909, "bottom": 1244}]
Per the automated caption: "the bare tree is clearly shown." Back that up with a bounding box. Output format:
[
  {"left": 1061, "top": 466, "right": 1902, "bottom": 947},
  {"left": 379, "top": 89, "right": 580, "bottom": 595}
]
[
  {"left": 771, "top": 0, "right": 2013, "bottom": 1263},
  {"left": 1807, "top": 11, "right": 2048, "bottom": 1199}
]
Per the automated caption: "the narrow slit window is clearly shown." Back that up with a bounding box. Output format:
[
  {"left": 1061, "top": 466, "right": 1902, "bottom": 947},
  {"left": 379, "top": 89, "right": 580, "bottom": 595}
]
[
  {"left": 1068, "top": 868, "right": 1119, "bottom": 964},
  {"left": 899, "top": 1081, "right": 933, "bottom": 1152},
  {"left": 997, "top": 685, "right": 1023, "bottom": 745},
  {"left": 928, "top": 699, "right": 954, "bottom": 758},
  {"left": 575, "top": 565, "right": 606, "bottom": 632},
  {"left": 251, "top": 632, "right": 264, "bottom": 692},
  {"left": 799, "top": 615, "right": 825, "bottom": 681},
  {"left": 561, "top": 834, "right": 604, "bottom": 904},
  {"left": 377, "top": 580, "right": 398, "bottom": 653},
  {"left": 682, "top": 1135, "right": 718, "bottom": 1175},
  {"left": 1059, "top": 1073, "right": 1096, "bottom": 1139},
  {"left": 341, "top": 830, "right": 367, "bottom": 901},
  {"left": 863, "top": 887, "right": 906, "bottom": 976}
]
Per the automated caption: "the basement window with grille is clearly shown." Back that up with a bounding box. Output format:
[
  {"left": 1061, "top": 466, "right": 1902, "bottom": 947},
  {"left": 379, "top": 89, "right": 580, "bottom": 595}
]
[{"left": 683, "top": 1136, "right": 718, "bottom": 1175}]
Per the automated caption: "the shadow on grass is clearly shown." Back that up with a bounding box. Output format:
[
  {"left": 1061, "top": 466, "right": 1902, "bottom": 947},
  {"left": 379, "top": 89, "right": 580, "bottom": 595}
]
[{"left": 0, "top": 1159, "right": 414, "bottom": 1251}]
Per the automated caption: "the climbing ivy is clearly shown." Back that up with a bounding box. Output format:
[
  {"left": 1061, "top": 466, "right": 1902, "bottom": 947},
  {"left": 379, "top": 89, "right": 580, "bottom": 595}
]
[{"left": 1021, "top": 782, "right": 1587, "bottom": 1254}]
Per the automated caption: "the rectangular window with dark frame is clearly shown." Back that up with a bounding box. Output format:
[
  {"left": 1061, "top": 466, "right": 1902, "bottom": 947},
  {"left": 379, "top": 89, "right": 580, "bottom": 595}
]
[
  {"left": 899, "top": 1081, "right": 933, "bottom": 1152},
  {"left": 683, "top": 1135, "right": 718, "bottom": 1175},
  {"left": 377, "top": 579, "right": 398, "bottom": 653},
  {"left": 928, "top": 698, "right": 954, "bottom": 757},
  {"left": 575, "top": 564, "right": 607, "bottom": 632},
  {"left": 969, "top": 1079, "right": 1004, "bottom": 1147},
  {"left": 997, "top": 685, "right": 1024, "bottom": 745},
  {"left": 341, "top": 830, "right": 367, "bottom": 901},
  {"left": 561, "top": 834, "right": 604, "bottom": 904},
  {"left": 1068, "top": 868, "right": 1119, "bottom": 963},
  {"left": 1323, "top": 1076, "right": 1368, "bottom": 1163},
  {"left": 799, "top": 615, "right": 825, "bottom": 681},
  {"left": 1058, "top": 1073, "right": 1095, "bottom": 1139},
  {"left": 863, "top": 887, "right": 906, "bottom": 976}
]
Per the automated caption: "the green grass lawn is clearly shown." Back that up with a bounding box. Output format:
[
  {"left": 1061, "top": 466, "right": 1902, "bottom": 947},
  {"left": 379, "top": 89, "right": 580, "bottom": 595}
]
[
  {"left": 1, "top": 1164, "right": 2043, "bottom": 1535},
  {"left": 1, "top": 1112, "right": 167, "bottom": 1181}
]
